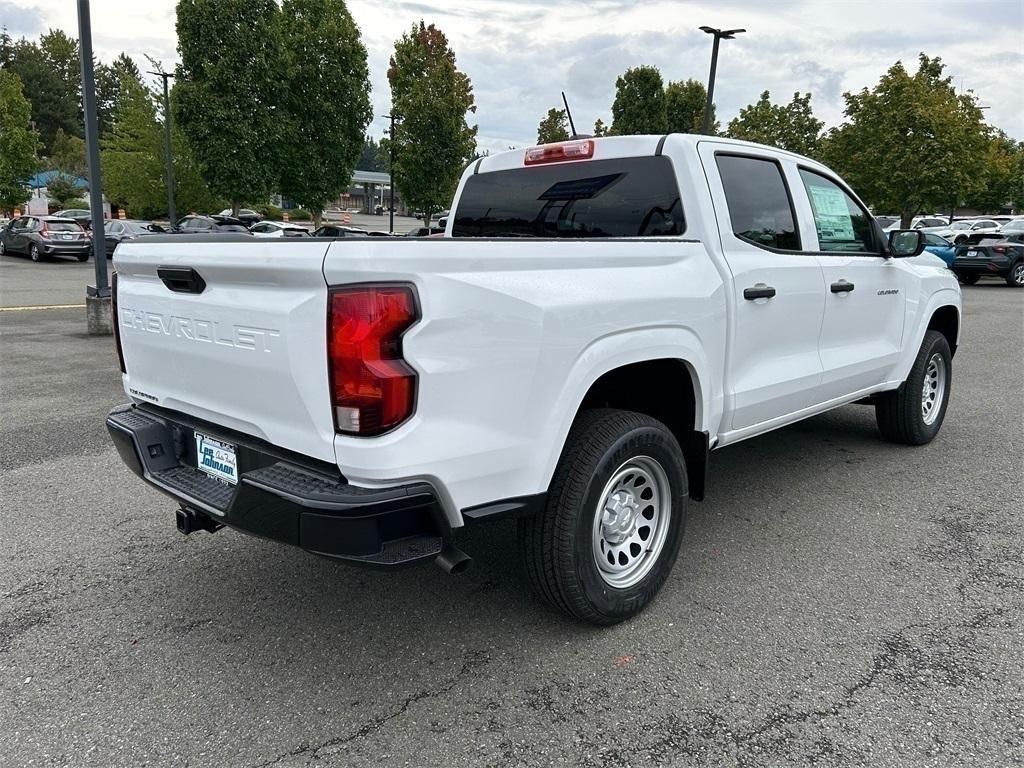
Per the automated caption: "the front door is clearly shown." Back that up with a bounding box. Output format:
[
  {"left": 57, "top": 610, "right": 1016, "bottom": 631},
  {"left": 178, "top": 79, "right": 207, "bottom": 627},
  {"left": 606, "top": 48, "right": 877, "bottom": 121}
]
[
  {"left": 700, "top": 145, "right": 827, "bottom": 433},
  {"left": 794, "top": 168, "right": 909, "bottom": 399}
]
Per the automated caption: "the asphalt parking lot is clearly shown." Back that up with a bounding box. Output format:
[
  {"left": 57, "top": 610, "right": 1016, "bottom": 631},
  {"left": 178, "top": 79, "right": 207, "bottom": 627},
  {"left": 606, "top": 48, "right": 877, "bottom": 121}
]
[{"left": 1, "top": 254, "right": 1021, "bottom": 767}]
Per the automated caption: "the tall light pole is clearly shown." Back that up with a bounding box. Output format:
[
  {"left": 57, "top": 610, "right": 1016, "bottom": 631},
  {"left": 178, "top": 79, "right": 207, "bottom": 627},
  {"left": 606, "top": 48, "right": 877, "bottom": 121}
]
[
  {"left": 383, "top": 112, "right": 402, "bottom": 233},
  {"left": 77, "top": 0, "right": 110, "bottom": 334},
  {"left": 149, "top": 70, "right": 176, "bottom": 227},
  {"left": 699, "top": 26, "right": 745, "bottom": 135}
]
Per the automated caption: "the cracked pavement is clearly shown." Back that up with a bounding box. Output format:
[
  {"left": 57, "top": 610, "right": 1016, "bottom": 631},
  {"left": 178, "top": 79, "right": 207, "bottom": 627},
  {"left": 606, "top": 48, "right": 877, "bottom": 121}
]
[{"left": 1, "top": 268, "right": 1021, "bottom": 767}]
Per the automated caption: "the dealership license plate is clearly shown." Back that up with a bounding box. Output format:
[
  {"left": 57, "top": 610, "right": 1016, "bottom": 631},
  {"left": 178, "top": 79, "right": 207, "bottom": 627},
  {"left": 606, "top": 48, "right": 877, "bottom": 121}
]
[{"left": 195, "top": 433, "right": 238, "bottom": 485}]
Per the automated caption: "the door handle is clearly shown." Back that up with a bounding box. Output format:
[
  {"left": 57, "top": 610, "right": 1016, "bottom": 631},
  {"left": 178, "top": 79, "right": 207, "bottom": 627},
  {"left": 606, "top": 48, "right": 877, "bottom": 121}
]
[
  {"left": 157, "top": 266, "right": 207, "bottom": 294},
  {"left": 830, "top": 280, "right": 855, "bottom": 294},
  {"left": 743, "top": 285, "right": 776, "bottom": 300}
]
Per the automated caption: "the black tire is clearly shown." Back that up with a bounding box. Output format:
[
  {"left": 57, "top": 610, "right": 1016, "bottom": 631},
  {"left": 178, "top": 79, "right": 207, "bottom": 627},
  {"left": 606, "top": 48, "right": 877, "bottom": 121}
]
[
  {"left": 957, "top": 273, "right": 979, "bottom": 285},
  {"left": 875, "top": 330, "right": 951, "bottom": 445},
  {"left": 76, "top": 252, "right": 89, "bottom": 262},
  {"left": 1006, "top": 261, "right": 1024, "bottom": 288},
  {"left": 30, "top": 244, "right": 41, "bottom": 262},
  {"left": 517, "top": 409, "right": 688, "bottom": 625}
]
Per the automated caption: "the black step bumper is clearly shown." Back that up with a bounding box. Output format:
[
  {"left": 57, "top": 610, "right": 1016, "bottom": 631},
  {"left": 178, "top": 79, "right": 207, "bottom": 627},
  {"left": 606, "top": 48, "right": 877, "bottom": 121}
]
[{"left": 106, "top": 404, "right": 449, "bottom": 568}]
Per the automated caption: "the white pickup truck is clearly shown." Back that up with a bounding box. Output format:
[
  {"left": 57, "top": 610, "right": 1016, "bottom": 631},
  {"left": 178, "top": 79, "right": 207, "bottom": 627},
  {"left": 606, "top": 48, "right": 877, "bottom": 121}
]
[{"left": 107, "top": 135, "right": 961, "bottom": 625}]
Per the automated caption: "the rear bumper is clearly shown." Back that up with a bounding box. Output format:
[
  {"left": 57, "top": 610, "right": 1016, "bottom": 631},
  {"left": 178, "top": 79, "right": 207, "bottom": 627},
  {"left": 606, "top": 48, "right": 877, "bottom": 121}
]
[
  {"left": 106, "top": 404, "right": 450, "bottom": 568},
  {"left": 41, "top": 242, "right": 91, "bottom": 254},
  {"left": 953, "top": 257, "right": 1011, "bottom": 276}
]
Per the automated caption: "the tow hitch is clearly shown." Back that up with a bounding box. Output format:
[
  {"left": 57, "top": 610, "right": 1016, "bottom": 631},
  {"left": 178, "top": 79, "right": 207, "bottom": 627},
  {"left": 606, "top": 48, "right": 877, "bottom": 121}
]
[{"left": 175, "top": 506, "right": 224, "bottom": 535}]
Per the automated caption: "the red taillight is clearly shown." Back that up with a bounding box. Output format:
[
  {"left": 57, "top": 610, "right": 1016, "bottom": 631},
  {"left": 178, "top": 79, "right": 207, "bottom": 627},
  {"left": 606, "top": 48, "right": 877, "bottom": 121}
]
[
  {"left": 39, "top": 223, "right": 48, "bottom": 237},
  {"left": 328, "top": 284, "right": 418, "bottom": 436},
  {"left": 111, "top": 272, "right": 126, "bottom": 373},
  {"left": 524, "top": 139, "right": 595, "bottom": 166},
  {"left": 993, "top": 246, "right": 1006, "bottom": 254}
]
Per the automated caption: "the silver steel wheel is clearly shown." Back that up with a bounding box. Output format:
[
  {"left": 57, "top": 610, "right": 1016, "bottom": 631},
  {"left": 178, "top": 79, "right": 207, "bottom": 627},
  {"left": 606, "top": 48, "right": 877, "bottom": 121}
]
[
  {"left": 921, "top": 352, "right": 946, "bottom": 425},
  {"left": 591, "top": 455, "right": 671, "bottom": 589},
  {"left": 1013, "top": 263, "right": 1024, "bottom": 286}
]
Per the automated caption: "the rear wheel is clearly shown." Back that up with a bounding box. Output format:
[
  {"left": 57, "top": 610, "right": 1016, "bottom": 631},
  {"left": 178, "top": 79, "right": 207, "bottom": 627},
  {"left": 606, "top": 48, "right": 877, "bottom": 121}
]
[
  {"left": 0, "top": 240, "right": 5, "bottom": 257},
  {"left": 30, "top": 244, "right": 41, "bottom": 262},
  {"left": 1006, "top": 261, "right": 1024, "bottom": 287},
  {"left": 518, "top": 409, "right": 688, "bottom": 625},
  {"left": 875, "top": 330, "right": 951, "bottom": 445},
  {"left": 957, "top": 273, "right": 979, "bottom": 285}
]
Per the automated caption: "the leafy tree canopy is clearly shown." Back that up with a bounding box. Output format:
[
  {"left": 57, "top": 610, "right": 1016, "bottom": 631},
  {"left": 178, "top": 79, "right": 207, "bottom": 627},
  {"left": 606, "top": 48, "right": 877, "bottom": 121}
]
[
  {"left": 536, "top": 107, "right": 569, "bottom": 144},
  {"left": 592, "top": 118, "right": 609, "bottom": 137},
  {"left": 727, "top": 90, "right": 824, "bottom": 157},
  {"left": 665, "top": 78, "right": 716, "bottom": 134},
  {"left": 174, "top": 0, "right": 283, "bottom": 211},
  {"left": 2, "top": 32, "right": 80, "bottom": 153},
  {"left": 387, "top": 21, "right": 477, "bottom": 225},
  {"left": 824, "top": 54, "right": 990, "bottom": 226},
  {"left": 278, "top": 0, "right": 372, "bottom": 224},
  {"left": 0, "top": 69, "right": 40, "bottom": 212},
  {"left": 610, "top": 65, "right": 666, "bottom": 135}
]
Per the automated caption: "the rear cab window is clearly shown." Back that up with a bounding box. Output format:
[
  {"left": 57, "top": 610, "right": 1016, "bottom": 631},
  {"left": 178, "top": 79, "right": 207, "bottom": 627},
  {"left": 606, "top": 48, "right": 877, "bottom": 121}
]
[
  {"left": 452, "top": 156, "right": 684, "bottom": 238},
  {"left": 47, "top": 221, "right": 83, "bottom": 232},
  {"left": 715, "top": 154, "right": 800, "bottom": 251}
]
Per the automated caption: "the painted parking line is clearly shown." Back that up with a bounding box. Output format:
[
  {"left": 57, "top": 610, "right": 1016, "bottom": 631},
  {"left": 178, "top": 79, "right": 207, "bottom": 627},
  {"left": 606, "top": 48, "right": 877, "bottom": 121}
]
[{"left": 0, "top": 304, "right": 87, "bottom": 312}]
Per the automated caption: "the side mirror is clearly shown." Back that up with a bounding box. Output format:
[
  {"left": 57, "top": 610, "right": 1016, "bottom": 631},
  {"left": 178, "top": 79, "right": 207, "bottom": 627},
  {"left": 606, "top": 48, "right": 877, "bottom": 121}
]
[{"left": 888, "top": 229, "right": 925, "bottom": 258}]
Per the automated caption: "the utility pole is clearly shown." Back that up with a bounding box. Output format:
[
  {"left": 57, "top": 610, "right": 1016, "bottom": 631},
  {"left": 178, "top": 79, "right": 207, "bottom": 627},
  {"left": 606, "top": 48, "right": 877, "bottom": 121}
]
[
  {"left": 383, "top": 112, "right": 402, "bottom": 233},
  {"left": 149, "top": 70, "right": 176, "bottom": 227},
  {"left": 77, "top": 0, "right": 110, "bottom": 334},
  {"left": 699, "top": 26, "right": 746, "bottom": 135}
]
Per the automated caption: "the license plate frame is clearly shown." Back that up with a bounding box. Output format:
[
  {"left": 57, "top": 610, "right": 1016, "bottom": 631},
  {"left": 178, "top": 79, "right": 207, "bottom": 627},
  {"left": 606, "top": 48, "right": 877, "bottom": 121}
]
[{"left": 194, "top": 432, "right": 238, "bottom": 485}]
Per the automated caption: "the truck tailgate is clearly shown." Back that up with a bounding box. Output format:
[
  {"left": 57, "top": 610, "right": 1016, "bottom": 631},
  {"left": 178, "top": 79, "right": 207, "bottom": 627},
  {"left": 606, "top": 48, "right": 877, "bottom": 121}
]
[{"left": 113, "top": 238, "right": 336, "bottom": 462}]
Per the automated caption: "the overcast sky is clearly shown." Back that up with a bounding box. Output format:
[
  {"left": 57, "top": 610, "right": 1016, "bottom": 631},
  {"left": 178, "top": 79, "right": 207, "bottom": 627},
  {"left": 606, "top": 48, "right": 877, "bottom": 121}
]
[{"left": 3, "top": 0, "right": 1022, "bottom": 153}]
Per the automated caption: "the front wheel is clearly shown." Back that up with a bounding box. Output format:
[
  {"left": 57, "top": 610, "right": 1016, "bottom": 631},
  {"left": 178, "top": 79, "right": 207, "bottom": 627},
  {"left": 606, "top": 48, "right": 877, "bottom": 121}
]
[
  {"left": 1006, "top": 261, "right": 1024, "bottom": 287},
  {"left": 875, "top": 330, "right": 952, "bottom": 445},
  {"left": 76, "top": 252, "right": 89, "bottom": 262},
  {"left": 518, "top": 409, "right": 688, "bottom": 625}
]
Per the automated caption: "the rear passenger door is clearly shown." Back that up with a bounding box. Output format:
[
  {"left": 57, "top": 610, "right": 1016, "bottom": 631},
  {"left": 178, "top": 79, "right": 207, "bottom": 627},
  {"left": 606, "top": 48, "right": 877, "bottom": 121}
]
[
  {"left": 794, "top": 168, "right": 910, "bottom": 399},
  {"left": 700, "top": 145, "right": 827, "bottom": 433}
]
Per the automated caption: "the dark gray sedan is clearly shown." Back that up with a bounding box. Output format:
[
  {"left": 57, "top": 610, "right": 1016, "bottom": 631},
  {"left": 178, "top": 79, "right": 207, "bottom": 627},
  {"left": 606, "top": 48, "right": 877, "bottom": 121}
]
[
  {"left": 0, "top": 216, "right": 91, "bottom": 262},
  {"left": 103, "top": 219, "right": 166, "bottom": 258}
]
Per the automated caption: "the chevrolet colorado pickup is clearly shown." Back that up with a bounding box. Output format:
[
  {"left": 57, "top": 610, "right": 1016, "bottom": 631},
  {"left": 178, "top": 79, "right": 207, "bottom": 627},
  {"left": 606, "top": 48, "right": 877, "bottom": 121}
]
[{"left": 107, "top": 134, "right": 961, "bottom": 625}]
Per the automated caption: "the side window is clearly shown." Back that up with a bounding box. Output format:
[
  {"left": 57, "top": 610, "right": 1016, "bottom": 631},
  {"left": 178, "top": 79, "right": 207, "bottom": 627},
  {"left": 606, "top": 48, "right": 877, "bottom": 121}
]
[
  {"left": 798, "top": 169, "right": 877, "bottom": 253},
  {"left": 715, "top": 154, "right": 799, "bottom": 250}
]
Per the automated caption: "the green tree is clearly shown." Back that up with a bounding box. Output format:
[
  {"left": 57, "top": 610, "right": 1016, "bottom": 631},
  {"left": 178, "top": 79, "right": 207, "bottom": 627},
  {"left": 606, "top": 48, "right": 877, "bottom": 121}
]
[
  {"left": 358, "top": 136, "right": 388, "bottom": 172},
  {"left": 592, "top": 118, "right": 609, "bottom": 137},
  {"left": 665, "top": 78, "right": 716, "bottom": 134},
  {"left": 0, "top": 69, "right": 40, "bottom": 213},
  {"left": 46, "top": 174, "right": 84, "bottom": 208},
  {"left": 3, "top": 36, "right": 80, "bottom": 153},
  {"left": 610, "top": 65, "right": 666, "bottom": 135},
  {"left": 96, "top": 53, "right": 143, "bottom": 137},
  {"left": 174, "top": 0, "right": 282, "bottom": 213},
  {"left": 48, "top": 127, "right": 87, "bottom": 176},
  {"left": 727, "top": 90, "right": 823, "bottom": 157},
  {"left": 964, "top": 131, "right": 1023, "bottom": 213},
  {"left": 101, "top": 78, "right": 217, "bottom": 220},
  {"left": 536, "top": 107, "right": 569, "bottom": 144},
  {"left": 387, "top": 21, "right": 477, "bottom": 225},
  {"left": 278, "top": 0, "right": 372, "bottom": 225},
  {"left": 825, "top": 54, "right": 989, "bottom": 227}
]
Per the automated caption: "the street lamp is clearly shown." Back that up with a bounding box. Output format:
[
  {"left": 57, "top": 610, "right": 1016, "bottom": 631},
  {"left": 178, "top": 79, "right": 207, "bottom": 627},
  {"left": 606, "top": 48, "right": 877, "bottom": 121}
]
[
  {"left": 148, "top": 69, "right": 176, "bottom": 227},
  {"left": 699, "top": 26, "right": 745, "bottom": 135},
  {"left": 382, "top": 112, "right": 402, "bottom": 233}
]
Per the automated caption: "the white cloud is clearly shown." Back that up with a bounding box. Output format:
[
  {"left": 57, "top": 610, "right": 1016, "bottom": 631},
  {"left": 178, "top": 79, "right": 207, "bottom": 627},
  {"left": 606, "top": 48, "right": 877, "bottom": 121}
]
[{"left": 6, "top": 0, "right": 1022, "bottom": 153}]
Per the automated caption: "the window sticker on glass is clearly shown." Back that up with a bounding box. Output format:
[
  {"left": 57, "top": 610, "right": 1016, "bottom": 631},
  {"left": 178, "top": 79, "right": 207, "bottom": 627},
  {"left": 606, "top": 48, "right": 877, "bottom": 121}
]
[{"left": 808, "top": 185, "right": 856, "bottom": 242}]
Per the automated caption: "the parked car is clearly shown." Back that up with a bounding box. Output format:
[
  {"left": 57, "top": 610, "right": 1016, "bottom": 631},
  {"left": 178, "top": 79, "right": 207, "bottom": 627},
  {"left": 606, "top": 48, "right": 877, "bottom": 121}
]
[
  {"left": 998, "top": 216, "right": 1024, "bottom": 236},
  {"left": 952, "top": 233, "right": 1024, "bottom": 287},
  {"left": 0, "top": 215, "right": 91, "bottom": 262},
  {"left": 403, "top": 226, "right": 444, "bottom": 237},
  {"left": 925, "top": 218, "right": 1002, "bottom": 244},
  {"left": 310, "top": 224, "right": 368, "bottom": 237},
  {"left": 922, "top": 233, "right": 957, "bottom": 266},
  {"left": 249, "top": 221, "right": 310, "bottom": 238},
  {"left": 874, "top": 215, "right": 900, "bottom": 229},
  {"left": 174, "top": 215, "right": 252, "bottom": 234},
  {"left": 103, "top": 220, "right": 166, "bottom": 258},
  {"left": 107, "top": 134, "right": 960, "bottom": 625},
  {"left": 883, "top": 215, "right": 947, "bottom": 232},
  {"left": 217, "top": 208, "right": 262, "bottom": 227},
  {"left": 52, "top": 208, "right": 93, "bottom": 229},
  {"left": 322, "top": 208, "right": 346, "bottom": 222}
]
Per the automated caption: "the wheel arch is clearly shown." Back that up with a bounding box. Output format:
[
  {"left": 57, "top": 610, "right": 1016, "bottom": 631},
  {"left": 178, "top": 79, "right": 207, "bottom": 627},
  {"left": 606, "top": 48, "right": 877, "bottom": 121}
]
[{"left": 927, "top": 304, "right": 960, "bottom": 357}]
